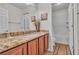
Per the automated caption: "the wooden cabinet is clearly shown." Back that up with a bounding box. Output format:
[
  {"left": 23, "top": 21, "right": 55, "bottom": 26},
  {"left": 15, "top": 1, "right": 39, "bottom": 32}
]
[
  {"left": 23, "top": 43, "right": 28, "bottom": 55},
  {"left": 1, "top": 45, "right": 23, "bottom": 55},
  {"left": 0, "top": 33, "right": 48, "bottom": 55},
  {"left": 44, "top": 34, "right": 48, "bottom": 51},
  {"left": 28, "top": 39, "right": 38, "bottom": 55},
  {"left": 1, "top": 43, "right": 27, "bottom": 55},
  {"left": 38, "top": 36, "right": 44, "bottom": 55}
]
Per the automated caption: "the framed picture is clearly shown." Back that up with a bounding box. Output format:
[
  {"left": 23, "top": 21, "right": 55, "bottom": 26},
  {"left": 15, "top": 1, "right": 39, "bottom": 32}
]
[
  {"left": 31, "top": 16, "right": 36, "bottom": 22},
  {"left": 41, "top": 13, "right": 48, "bottom": 20}
]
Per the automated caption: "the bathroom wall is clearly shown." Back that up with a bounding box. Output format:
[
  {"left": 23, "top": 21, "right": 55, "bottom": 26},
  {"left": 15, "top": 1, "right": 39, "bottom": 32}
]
[
  {"left": 0, "top": 3, "right": 23, "bottom": 32},
  {"left": 23, "top": 4, "right": 38, "bottom": 31},
  {"left": 0, "top": 3, "right": 48, "bottom": 32},
  {"left": 23, "top": 3, "right": 53, "bottom": 31},
  {"left": 37, "top": 3, "right": 49, "bottom": 30}
]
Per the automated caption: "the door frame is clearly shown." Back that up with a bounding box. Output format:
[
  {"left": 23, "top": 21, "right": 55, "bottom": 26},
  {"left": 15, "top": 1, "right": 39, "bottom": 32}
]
[
  {"left": 68, "top": 3, "right": 74, "bottom": 55},
  {"left": 69, "top": 3, "right": 78, "bottom": 55},
  {"left": 73, "top": 3, "right": 78, "bottom": 55}
]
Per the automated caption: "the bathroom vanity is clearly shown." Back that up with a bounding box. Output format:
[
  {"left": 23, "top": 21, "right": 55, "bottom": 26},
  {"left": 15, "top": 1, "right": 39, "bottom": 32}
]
[{"left": 0, "top": 31, "right": 48, "bottom": 55}]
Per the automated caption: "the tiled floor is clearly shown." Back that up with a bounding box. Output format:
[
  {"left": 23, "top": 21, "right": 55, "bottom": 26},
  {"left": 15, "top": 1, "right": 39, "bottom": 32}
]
[{"left": 44, "top": 43, "right": 71, "bottom": 55}]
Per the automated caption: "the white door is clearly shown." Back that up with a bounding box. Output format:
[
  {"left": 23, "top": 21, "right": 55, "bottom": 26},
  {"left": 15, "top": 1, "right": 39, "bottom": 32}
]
[
  {"left": 68, "top": 4, "right": 74, "bottom": 55},
  {"left": 52, "top": 5, "right": 69, "bottom": 44}
]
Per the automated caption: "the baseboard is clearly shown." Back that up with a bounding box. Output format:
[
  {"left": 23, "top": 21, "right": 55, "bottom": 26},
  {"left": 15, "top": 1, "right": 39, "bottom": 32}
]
[
  {"left": 69, "top": 45, "right": 72, "bottom": 55},
  {"left": 55, "top": 41, "right": 69, "bottom": 45},
  {"left": 48, "top": 48, "right": 54, "bottom": 52}
]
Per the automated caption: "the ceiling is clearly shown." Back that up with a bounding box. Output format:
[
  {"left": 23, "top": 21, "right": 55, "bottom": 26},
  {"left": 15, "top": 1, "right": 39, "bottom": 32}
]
[
  {"left": 10, "top": 3, "right": 69, "bottom": 11},
  {"left": 10, "top": 3, "right": 35, "bottom": 10},
  {"left": 52, "top": 3, "right": 69, "bottom": 11}
]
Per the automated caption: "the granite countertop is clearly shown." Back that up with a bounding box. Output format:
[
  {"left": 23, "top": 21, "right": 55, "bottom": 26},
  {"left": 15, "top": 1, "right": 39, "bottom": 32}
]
[{"left": 0, "top": 31, "right": 48, "bottom": 53}]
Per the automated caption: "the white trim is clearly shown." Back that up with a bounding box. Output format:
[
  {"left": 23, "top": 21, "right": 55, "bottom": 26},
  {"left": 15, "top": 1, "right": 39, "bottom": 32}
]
[
  {"left": 68, "top": 3, "right": 74, "bottom": 55},
  {"left": 73, "top": 4, "right": 78, "bottom": 55},
  {"left": 55, "top": 41, "right": 69, "bottom": 45}
]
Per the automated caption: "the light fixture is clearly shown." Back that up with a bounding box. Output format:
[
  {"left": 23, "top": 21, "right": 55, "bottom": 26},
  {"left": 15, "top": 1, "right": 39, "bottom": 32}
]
[
  {"left": 56, "top": 3, "right": 62, "bottom": 5},
  {"left": 25, "top": 3, "right": 34, "bottom": 5}
]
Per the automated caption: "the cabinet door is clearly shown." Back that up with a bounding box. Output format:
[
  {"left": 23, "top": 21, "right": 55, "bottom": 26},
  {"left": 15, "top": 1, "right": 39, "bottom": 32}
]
[
  {"left": 22, "top": 43, "right": 28, "bottom": 55},
  {"left": 38, "top": 36, "right": 44, "bottom": 55},
  {"left": 1, "top": 46, "right": 22, "bottom": 55},
  {"left": 44, "top": 34, "right": 48, "bottom": 51},
  {"left": 1, "top": 43, "right": 28, "bottom": 55},
  {"left": 28, "top": 39, "right": 38, "bottom": 55}
]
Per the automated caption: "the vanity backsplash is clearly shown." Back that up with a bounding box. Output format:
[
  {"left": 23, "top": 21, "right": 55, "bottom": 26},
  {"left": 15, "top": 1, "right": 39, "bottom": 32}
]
[
  {"left": 0, "top": 30, "right": 48, "bottom": 38},
  {"left": 0, "top": 31, "right": 36, "bottom": 38}
]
